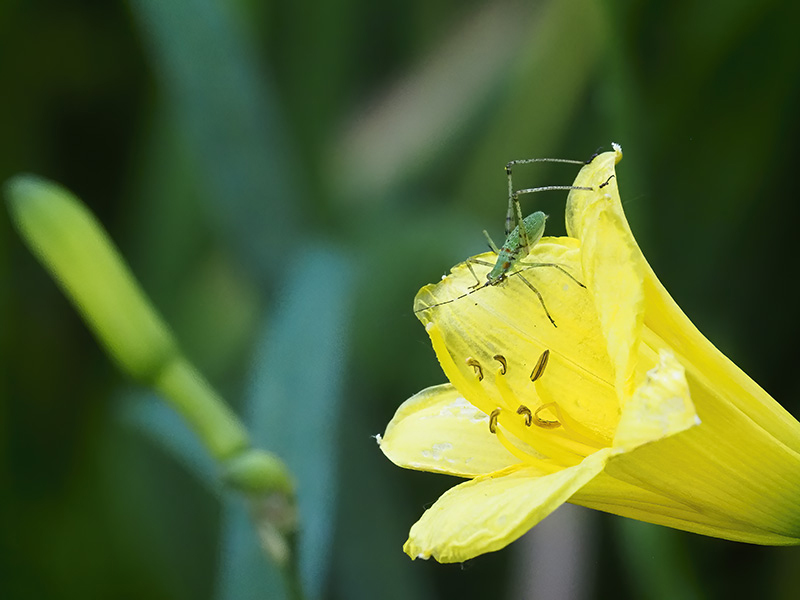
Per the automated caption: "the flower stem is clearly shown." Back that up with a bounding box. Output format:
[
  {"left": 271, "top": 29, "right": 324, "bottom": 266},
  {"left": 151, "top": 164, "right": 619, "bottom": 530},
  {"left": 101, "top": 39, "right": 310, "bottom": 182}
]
[{"left": 154, "top": 356, "right": 250, "bottom": 460}]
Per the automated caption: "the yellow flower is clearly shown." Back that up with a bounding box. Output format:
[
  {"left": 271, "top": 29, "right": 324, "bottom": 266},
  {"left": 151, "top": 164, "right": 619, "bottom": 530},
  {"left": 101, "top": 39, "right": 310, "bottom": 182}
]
[{"left": 380, "top": 145, "right": 800, "bottom": 563}]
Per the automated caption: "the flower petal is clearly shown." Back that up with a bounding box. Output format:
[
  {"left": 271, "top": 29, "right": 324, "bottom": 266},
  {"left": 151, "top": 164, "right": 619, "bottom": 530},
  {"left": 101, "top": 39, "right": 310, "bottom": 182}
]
[
  {"left": 564, "top": 145, "right": 626, "bottom": 239},
  {"left": 573, "top": 469, "right": 800, "bottom": 545},
  {"left": 613, "top": 349, "right": 698, "bottom": 451},
  {"left": 609, "top": 379, "right": 800, "bottom": 540},
  {"left": 582, "top": 333, "right": 800, "bottom": 543},
  {"left": 566, "top": 147, "right": 645, "bottom": 401},
  {"left": 404, "top": 449, "right": 613, "bottom": 562},
  {"left": 379, "top": 383, "right": 519, "bottom": 477},
  {"left": 565, "top": 146, "right": 800, "bottom": 543}
]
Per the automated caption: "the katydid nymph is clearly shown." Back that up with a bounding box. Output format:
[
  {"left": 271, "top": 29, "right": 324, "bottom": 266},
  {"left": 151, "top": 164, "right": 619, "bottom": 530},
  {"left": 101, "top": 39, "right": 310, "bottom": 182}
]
[{"left": 416, "top": 156, "right": 594, "bottom": 327}]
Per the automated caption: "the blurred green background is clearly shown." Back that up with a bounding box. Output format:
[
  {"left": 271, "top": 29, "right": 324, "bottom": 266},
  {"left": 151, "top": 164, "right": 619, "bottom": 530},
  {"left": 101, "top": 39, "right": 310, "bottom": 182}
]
[{"left": 3, "top": 0, "right": 800, "bottom": 598}]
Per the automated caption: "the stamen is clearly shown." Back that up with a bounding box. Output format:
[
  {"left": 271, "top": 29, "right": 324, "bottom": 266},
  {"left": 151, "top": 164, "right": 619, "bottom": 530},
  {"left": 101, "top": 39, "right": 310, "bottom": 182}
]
[
  {"left": 466, "top": 357, "right": 484, "bottom": 381},
  {"left": 493, "top": 427, "right": 561, "bottom": 470},
  {"left": 495, "top": 367, "right": 520, "bottom": 410},
  {"left": 492, "top": 360, "right": 589, "bottom": 465},
  {"left": 488, "top": 408, "right": 501, "bottom": 434},
  {"left": 493, "top": 354, "right": 507, "bottom": 375},
  {"left": 599, "top": 174, "right": 615, "bottom": 189},
  {"left": 516, "top": 405, "right": 532, "bottom": 426},
  {"left": 494, "top": 421, "right": 583, "bottom": 468},
  {"left": 533, "top": 384, "right": 611, "bottom": 448},
  {"left": 533, "top": 403, "right": 561, "bottom": 429},
  {"left": 530, "top": 349, "right": 550, "bottom": 382},
  {"left": 425, "top": 323, "right": 497, "bottom": 419}
]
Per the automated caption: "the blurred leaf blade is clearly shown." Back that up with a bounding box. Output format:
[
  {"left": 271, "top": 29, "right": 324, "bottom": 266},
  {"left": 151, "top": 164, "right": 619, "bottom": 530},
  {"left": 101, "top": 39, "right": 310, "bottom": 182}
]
[
  {"left": 615, "top": 519, "right": 703, "bottom": 600},
  {"left": 218, "top": 246, "right": 355, "bottom": 600},
  {"left": 116, "top": 390, "right": 223, "bottom": 498},
  {"left": 457, "top": 0, "right": 606, "bottom": 218},
  {"left": 217, "top": 499, "right": 288, "bottom": 600},
  {"left": 330, "top": 0, "right": 534, "bottom": 204},
  {"left": 129, "top": 0, "right": 301, "bottom": 278}
]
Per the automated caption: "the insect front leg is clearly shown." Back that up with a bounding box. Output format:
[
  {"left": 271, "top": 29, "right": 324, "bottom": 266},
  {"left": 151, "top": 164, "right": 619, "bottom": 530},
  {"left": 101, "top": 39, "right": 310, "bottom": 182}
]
[
  {"left": 513, "top": 196, "right": 530, "bottom": 252},
  {"left": 466, "top": 257, "right": 494, "bottom": 289},
  {"left": 505, "top": 164, "right": 517, "bottom": 236},
  {"left": 482, "top": 230, "right": 500, "bottom": 254}
]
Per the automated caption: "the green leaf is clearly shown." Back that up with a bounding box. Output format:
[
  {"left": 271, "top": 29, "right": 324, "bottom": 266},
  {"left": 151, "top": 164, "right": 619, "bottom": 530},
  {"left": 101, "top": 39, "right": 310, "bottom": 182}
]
[
  {"left": 218, "top": 246, "right": 354, "bottom": 600},
  {"left": 217, "top": 498, "right": 287, "bottom": 600},
  {"left": 117, "top": 390, "right": 222, "bottom": 497}
]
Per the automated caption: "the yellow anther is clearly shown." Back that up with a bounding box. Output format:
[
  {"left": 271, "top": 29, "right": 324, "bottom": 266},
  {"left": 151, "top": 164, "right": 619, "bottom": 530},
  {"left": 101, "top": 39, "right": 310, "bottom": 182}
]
[
  {"left": 516, "top": 405, "right": 532, "bottom": 426},
  {"left": 488, "top": 408, "right": 501, "bottom": 434},
  {"left": 534, "top": 402, "right": 561, "bottom": 429},
  {"left": 530, "top": 349, "right": 550, "bottom": 382},
  {"left": 466, "top": 357, "right": 484, "bottom": 381}
]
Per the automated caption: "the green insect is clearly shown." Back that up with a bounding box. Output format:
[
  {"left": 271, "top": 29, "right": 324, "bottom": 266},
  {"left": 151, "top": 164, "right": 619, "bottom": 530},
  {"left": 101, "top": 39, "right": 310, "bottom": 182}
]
[{"left": 418, "top": 156, "right": 594, "bottom": 326}]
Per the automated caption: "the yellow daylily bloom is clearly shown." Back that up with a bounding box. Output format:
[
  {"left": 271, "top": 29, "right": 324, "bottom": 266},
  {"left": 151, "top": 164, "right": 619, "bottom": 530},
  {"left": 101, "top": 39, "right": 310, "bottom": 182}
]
[{"left": 380, "top": 144, "right": 800, "bottom": 563}]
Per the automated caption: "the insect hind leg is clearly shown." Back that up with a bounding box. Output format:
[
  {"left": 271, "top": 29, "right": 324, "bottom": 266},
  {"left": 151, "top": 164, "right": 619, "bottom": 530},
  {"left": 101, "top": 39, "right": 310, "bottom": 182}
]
[
  {"left": 515, "top": 261, "right": 586, "bottom": 288},
  {"left": 516, "top": 273, "right": 557, "bottom": 327}
]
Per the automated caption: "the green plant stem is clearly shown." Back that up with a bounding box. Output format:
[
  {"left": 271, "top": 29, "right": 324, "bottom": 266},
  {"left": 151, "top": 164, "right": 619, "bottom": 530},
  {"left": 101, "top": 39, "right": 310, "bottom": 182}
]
[{"left": 154, "top": 356, "right": 249, "bottom": 460}]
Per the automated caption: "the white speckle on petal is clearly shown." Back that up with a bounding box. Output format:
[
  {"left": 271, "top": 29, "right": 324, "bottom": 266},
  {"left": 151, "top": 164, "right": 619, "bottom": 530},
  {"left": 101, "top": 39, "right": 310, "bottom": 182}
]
[
  {"left": 439, "top": 397, "right": 487, "bottom": 425},
  {"left": 422, "top": 442, "right": 455, "bottom": 463},
  {"left": 372, "top": 433, "right": 382, "bottom": 445},
  {"left": 471, "top": 412, "right": 489, "bottom": 424},
  {"left": 432, "top": 442, "right": 453, "bottom": 458}
]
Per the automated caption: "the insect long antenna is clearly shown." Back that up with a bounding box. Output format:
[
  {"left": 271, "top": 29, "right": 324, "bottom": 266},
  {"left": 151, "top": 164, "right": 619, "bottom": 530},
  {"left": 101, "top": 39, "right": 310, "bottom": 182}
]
[
  {"left": 505, "top": 184, "right": 593, "bottom": 240},
  {"left": 514, "top": 184, "right": 592, "bottom": 196},
  {"left": 504, "top": 157, "right": 589, "bottom": 236},
  {"left": 413, "top": 282, "right": 490, "bottom": 314},
  {"left": 413, "top": 261, "right": 582, "bottom": 317},
  {"left": 506, "top": 158, "right": 586, "bottom": 169}
]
